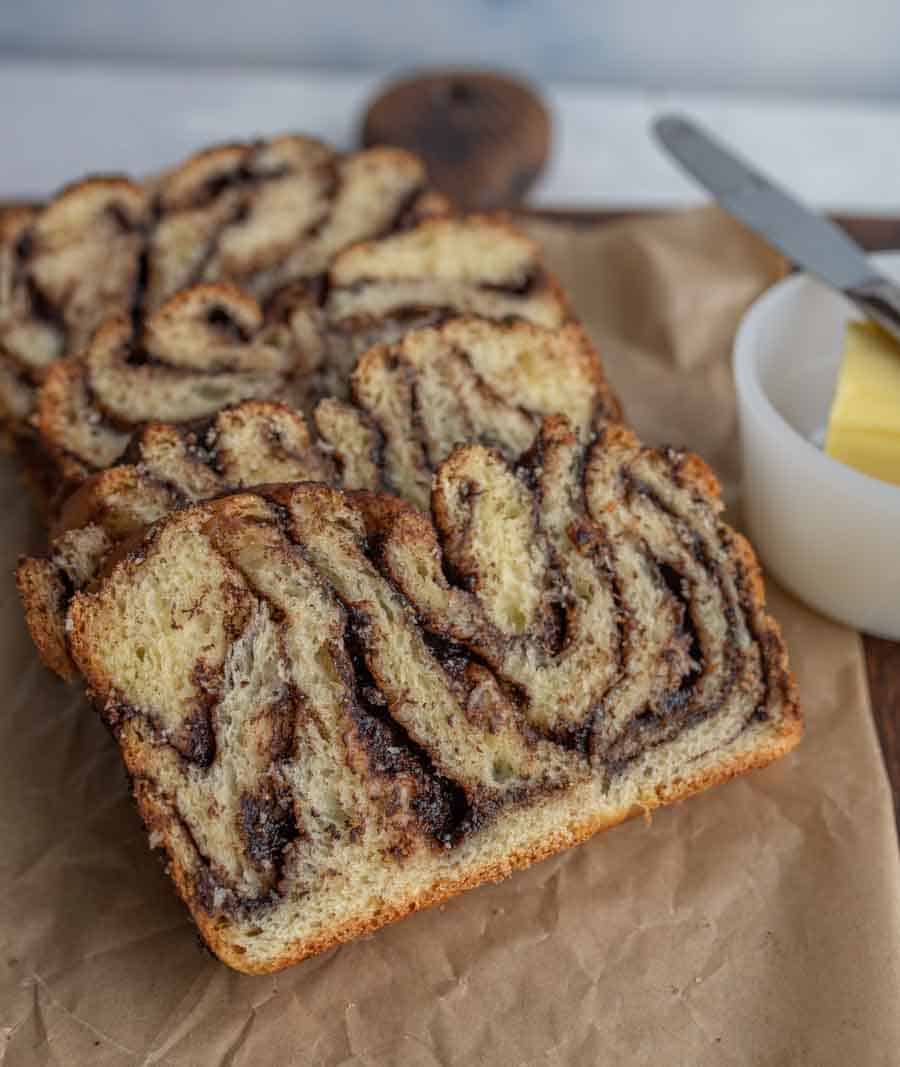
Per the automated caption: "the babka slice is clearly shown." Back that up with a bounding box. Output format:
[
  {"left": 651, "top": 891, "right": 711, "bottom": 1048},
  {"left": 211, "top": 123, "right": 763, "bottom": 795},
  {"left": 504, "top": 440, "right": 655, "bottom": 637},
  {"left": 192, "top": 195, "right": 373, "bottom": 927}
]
[
  {"left": 320, "top": 315, "right": 618, "bottom": 507},
  {"left": 20, "top": 317, "right": 617, "bottom": 680},
  {"left": 0, "top": 134, "right": 441, "bottom": 434},
  {"left": 1, "top": 135, "right": 443, "bottom": 502},
  {"left": 293, "top": 212, "right": 572, "bottom": 399},
  {"left": 32, "top": 215, "right": 589, "bottom": 499},
  {"left": 65, "top": 417, "right": 800, "bottom": 974},
  {"left": 34, "top": 283, "right": 316, "bottom": 489}
]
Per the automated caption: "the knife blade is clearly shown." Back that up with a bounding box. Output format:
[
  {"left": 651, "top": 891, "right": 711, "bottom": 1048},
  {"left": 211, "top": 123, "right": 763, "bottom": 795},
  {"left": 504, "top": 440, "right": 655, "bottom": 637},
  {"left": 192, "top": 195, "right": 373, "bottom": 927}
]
[{"left": 653, "top": 114, "right": 900, "bottom": 344}]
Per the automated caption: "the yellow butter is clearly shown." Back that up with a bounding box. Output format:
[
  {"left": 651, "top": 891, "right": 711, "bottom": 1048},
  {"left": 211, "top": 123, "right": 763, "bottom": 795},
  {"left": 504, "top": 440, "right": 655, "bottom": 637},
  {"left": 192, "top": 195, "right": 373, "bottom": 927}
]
[{"left": 824, "top": 320, "right": 900, "bottom": 487}]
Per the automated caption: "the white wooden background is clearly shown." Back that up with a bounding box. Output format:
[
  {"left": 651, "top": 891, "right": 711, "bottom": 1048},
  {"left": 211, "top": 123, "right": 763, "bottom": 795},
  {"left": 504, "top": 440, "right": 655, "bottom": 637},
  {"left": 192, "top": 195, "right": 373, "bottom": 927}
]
[
  {"left": 4, "top": 0, "right": 900, "bottom": 98},
  {"left": 3, "top": 60, "right": 900, "bottom": 216}
]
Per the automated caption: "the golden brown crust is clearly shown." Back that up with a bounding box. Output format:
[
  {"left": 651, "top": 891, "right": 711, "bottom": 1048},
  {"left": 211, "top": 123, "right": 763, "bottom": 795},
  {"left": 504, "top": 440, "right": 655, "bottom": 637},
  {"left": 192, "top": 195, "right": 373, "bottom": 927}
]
[
  {"left": 35, "top": 357, "right": 131, "bottom": 490},
  {"left": 16, "top": 556, "right": 75, "bottom": 682},
  {"left": 17, "top": 521, "right": 114, "bottom": 682},
  {"left": 144, "top": 715, "right": 801, "bottom": 975},
  {"left": 673, "top": 448, "right": 723, "bottom": 501},
  {"left": 54, "top": 465, "right": 179, "bottom": 540}
]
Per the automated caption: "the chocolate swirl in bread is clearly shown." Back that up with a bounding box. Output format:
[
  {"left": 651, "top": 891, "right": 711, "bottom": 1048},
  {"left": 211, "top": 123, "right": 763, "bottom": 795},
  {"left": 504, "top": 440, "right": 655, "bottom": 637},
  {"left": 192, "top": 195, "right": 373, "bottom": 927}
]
[
  {"left": 0, "top": 135, "right": 443, "bottom": 489},
  {"left": 31, "top": 214, "right": 590, "bottom": 502},
  {"left": 295, "top": 211, "right": 572, "bottom": 399},
  {"left": 34, "top": 283, "right": 316, "bottom": 488},
  {"left": 64, "top": 418, "right": 800, "bottom": 973},
  {"left": 20, "top": 317, "right": 617, "bottom": 680}
]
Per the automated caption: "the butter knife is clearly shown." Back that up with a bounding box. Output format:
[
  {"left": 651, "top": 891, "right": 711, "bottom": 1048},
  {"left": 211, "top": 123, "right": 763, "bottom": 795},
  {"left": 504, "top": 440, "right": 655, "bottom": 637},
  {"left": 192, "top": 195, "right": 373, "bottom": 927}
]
[{"left": 653, "top": 114, "right": 900, "bottom": 345}]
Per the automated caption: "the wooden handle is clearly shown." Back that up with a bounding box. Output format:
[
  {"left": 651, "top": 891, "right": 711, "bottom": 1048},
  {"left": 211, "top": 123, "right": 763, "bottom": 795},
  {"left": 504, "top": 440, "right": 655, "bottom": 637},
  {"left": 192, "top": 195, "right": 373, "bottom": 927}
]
[{"left": 361, "top": 70, "right": 551, "bottom": 211}]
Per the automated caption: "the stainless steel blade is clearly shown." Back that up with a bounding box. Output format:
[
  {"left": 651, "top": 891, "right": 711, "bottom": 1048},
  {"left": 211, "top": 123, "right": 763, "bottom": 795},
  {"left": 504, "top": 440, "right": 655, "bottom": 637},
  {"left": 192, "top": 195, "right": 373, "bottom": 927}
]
[{"left": 653, "top": 114, "right": 900, "bottom": 344}]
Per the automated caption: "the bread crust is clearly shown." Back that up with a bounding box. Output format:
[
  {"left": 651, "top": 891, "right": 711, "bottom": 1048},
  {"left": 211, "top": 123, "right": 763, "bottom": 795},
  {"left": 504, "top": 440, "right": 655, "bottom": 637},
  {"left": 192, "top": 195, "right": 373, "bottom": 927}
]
[
  {"left": 16, "top": 556, "right": 75, "bottom": 681},
  {"left": 138, "top": 721, "right": 800, "bottom": 975}
]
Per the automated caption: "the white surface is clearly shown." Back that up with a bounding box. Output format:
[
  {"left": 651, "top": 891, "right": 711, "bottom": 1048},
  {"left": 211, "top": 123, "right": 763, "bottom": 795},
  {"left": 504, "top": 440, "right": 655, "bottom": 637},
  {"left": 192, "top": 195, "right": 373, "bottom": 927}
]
[
  {"left": 4, "top": 59, "right": 900, "bottom": 214},
  {"left": 734, "top": 256, "right": 900, "bottom": 639},
  {"left": 5, "top": 0, "right": 900, "bottom": 98}
]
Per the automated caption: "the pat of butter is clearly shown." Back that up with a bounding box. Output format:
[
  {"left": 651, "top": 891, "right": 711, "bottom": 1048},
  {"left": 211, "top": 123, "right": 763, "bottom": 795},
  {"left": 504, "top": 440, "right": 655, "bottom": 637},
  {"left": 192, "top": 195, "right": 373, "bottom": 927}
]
[{"left": 824, "top": 320, "right": 900, "bottom": 487}]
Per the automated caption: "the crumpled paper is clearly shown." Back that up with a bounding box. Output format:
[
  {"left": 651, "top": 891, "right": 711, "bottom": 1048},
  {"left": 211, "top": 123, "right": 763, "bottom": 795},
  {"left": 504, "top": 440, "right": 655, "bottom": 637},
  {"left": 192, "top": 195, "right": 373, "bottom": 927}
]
[{"left": 2, "top": 206, "right": 899, "bottom": 1066}]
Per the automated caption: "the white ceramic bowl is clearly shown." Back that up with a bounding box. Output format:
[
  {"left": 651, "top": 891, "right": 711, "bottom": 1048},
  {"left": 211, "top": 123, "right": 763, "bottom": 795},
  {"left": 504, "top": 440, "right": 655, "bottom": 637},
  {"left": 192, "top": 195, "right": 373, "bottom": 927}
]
[{"left": 734, "top": 252, "right": 900, "bottom": 639}]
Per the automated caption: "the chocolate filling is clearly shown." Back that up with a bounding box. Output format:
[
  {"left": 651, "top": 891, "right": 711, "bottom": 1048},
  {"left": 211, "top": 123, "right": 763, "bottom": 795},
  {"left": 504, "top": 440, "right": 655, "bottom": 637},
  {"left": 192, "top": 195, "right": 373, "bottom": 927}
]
[
  {"left": 198, "top": 169, "right": 242, "bottom": 208},
  {"left": 239, "top": 786, "right": 298, "bottom": 871},
  {"left": 105, "top": 202, "right": 141, "bottom": 235},
  {"left": 343, "top": 615, "right": 472, "bottom": 848},
  {"left": 129, "top": 247, "right": 150, "bottom": 328},
  {"left": 657, "top": 562, "right": 703, "bottom": 683},
  {"left": 25, "top": 276, "right": 67, "bottom": 339},
  {"left": 265, "top": 273, "right": 330, "bottom": 318},
  {"left": 205, "top": 303, "right": 253, "bottom": 344},
  {"left": 119, "top": 333, "right": 279, "bottom": 379},
  {"left": 296, "top": 161, "right": 341, "bottom": 243},
  {"left": 184, "top": 670, "right": 219, "bottom": 768},
  {"left": 479, "top": 270, "right": 540, "bottom": 298},
  {"left": 378, "top": 182, "right": 429, "bottom": 236},
  {"left": 586, "top": 476, "right": 752, "bottom": 774}
]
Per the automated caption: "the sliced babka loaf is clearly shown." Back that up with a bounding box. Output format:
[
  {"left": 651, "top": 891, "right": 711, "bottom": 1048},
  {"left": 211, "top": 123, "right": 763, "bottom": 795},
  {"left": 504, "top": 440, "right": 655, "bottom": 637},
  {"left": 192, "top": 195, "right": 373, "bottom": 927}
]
[
  {"left": 0, "top": 134, "right": 443, "bottom": 494},
  {"left": 32, "top": 215, "right": 594, "bottom": 500},
  {"left": 65, "top": 416, "right": 801, "bottom": 974},
  {"left": 20, "top": 317, "right": 617, "bottom": 680}
]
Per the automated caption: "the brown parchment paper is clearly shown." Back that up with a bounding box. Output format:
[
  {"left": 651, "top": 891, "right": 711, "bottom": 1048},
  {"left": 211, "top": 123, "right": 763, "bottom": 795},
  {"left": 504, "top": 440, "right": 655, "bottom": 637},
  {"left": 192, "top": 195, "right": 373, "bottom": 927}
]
[{"left": 3, "top": 206, "right": 900, "bottom": 1067}]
